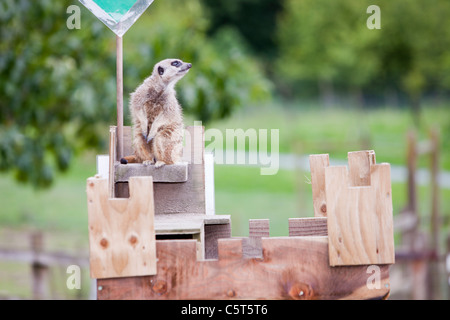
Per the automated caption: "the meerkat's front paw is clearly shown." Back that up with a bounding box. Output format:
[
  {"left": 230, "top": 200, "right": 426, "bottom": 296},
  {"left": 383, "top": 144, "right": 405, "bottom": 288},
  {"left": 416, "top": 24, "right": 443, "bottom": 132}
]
[
  {"left": 154, "top": 161, "right": 166, "bottom": 168},
  {"left": 143, "top": 160, "right": 154, "bottom": 166}
]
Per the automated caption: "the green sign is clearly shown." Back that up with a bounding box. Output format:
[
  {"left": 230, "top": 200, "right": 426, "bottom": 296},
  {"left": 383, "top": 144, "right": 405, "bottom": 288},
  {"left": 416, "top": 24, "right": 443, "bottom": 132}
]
[{"left": 79, "top": 0, "right": 154, "bottom": 37}]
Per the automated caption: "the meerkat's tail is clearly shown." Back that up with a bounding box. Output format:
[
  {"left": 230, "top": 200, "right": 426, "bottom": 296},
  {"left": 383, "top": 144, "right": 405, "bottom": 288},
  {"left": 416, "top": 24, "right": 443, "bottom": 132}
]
[{"left": 120, "top": 155, "right": 138, "bottom": 164}]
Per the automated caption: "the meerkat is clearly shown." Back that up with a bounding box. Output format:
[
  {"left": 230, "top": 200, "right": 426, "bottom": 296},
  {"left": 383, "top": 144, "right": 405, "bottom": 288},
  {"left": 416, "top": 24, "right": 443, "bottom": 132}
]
[{"left": 120, "top": 58, "right": 192, "bottom": 168}]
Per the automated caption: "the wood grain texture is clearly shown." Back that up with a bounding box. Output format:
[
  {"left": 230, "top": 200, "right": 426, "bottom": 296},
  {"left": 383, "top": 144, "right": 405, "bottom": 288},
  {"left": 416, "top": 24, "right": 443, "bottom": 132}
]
[
  {"left": 87, "top": 176, "right": 157, "bottom": 279},
  {"left": 115, "top": 162, "right": 188, "bottom": 183},
  {"left": 249, "top": 219, "right": 270, "bottom": 237},
  {"left": 205, "top": 223, "right": 232, "bottom": 259},
  {"left": 309, "top": 154, "right": 330, "bottom": 217},
  {"left": 109, "top": 126, "right": 117, "bottom": 198},
  {"left": 97, "top": 237, "right": 390, "bottom": 300},
  {"left": 288, "top": 217, "right": 328, "bottom": 237},
  {"left": 325, "top": 162, "right": 395, "bottom": 266},
  {"left": 348, "top": 150, "right": 375, "bottom": 186}
]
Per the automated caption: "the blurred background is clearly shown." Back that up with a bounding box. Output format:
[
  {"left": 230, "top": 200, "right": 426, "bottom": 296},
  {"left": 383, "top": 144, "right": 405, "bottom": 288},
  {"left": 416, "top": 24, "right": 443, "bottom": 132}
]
[{"left": 0, "top": 0, "right": 449, "bottom": 299}]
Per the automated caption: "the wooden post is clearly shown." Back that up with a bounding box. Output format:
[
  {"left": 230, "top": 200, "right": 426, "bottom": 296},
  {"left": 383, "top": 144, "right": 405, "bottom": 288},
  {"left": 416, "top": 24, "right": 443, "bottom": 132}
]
[
  {"left": 309, "top": 154, "right": 329, "bottom": 217},
  {"left": 109, "top": 126, "right": 117, "bottom": 198},
  {"left": 116, "top": 35, "right": 124, "bottom": 161},
  {"left": 406, "top": 130, "right": 417, "bottom": 218},
  {"left": 446, "top": 234, "right": 450, "bottom": 299},
  {"left": 429, "top": 128, "right": 441, "bottom": 299},
  {"left": 31, "top": 232, "right": 48, "bottom": 300}
]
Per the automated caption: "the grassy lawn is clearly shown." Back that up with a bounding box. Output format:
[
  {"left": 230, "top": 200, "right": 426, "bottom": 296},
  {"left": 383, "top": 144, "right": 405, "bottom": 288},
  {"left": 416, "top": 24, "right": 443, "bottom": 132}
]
[{"left": 0, "top": 104, "right": 449, "bottom": 298}]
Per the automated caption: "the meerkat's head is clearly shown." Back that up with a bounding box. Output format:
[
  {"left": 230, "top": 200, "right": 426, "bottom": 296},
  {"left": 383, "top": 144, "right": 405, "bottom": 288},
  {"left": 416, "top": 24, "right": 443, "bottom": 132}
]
[{"left": 152, "top": 59, "right": 192, "bottom": 89}]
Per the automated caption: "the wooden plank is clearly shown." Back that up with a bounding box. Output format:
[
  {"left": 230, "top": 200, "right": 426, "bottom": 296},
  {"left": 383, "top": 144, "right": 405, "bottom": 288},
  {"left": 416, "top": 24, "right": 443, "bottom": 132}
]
[
  {"left": 204, "top": 223, "right": 231, "bottom": 259},
  {"left": 249, "top": 219, "right": 270, "bottom": 237},
  {"left": 115, "top": 162, "right": 188, "bottom": 183},
  {"left": 109, "top": 126, "right": 117, "bottom": 198},
  {"left": 97, "top": 237, "right": 390, "bottom": 300},
  {"left": 288, "top": 217, "right": 328, "bottom": 237},
  {"left": 348, "top": 150, "right": 372, "bottom": 186},
  {"left": 87, "top": 176, "right": 157, "bottom": 279},
  {"left": 325, "top": 163, "right": 395, "bottom": 266},
  {"left": 153, "top": 213, "right": 231, "bottom": 260},
  {"left": 116, "top": 36, "right": 124, "bottom": 161},
  {"left": 122, "top": 126, "right": 133, "bottom": 159},
  {"left": 204, "top": 152, "right": 215, "bottom": 215},
  {"left": 370, "top": 163, "right": 395, "bottom": 264},
  {"left": 309, "top": 154, "right": 329, "bottom": 217}
]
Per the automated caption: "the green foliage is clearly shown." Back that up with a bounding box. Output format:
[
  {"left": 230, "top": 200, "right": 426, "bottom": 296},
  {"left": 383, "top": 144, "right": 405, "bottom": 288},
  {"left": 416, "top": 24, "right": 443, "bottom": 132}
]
[
  {"left": 0, "top": 0, "right": 272, "bottom": 188},
  {"left": 276, "top": 0, "right": 450, "bottom": 104},
  {"left": 0, "top": 0, "right": 117, "bottom": 188}
]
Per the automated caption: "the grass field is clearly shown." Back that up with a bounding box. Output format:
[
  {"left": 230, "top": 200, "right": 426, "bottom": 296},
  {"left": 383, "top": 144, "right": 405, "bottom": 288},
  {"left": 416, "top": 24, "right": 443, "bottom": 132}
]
[{"left": 0, "top": 104, "right": 449, "bottom": 298}]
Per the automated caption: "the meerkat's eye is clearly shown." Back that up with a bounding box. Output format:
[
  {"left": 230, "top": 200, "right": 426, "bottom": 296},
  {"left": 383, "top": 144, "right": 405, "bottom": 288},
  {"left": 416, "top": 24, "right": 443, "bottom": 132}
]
[
  {"left": 171, "top": 60, "right": 181, "bottom": 67},
  {"left": 158, "top": 66, "right": 164, "bottom": 75}
]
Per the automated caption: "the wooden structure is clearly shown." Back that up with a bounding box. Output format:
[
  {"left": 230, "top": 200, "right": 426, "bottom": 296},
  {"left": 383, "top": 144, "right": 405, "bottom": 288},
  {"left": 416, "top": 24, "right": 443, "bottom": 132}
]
[{"left": 87, "top": 128, "right": 395, "bottom": 299}]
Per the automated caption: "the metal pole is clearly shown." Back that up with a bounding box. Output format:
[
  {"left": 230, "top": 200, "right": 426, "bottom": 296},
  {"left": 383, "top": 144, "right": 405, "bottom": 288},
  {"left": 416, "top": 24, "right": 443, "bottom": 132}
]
[{"left": 116, "top": 35, "right": 124, "bottom": 161}]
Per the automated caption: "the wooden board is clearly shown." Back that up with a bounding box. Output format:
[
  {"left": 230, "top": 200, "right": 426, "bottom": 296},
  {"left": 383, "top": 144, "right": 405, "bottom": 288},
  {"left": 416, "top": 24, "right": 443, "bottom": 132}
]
[
  {"left": 325, "top": 159, "right": 395, "bottom": 266},
  {"left": 309, "top": 154, "right": 329, "bottom": 217},
  {"left": 154, "top": 213, "right": 231, "bottom": 260},
  {"left": 288, "top": 217, "right": 328, "bottom": 237},
  {"left": 249, "top": 219, "right": 270, "bottom": 237},
  {"left": 115, "top": 162, "right": 188, "bottom": 183},
  {"left": 97, "top": 237, "right": 390, "bottom": 300},
  {"left": 87, "top": 176, "right": 157, "bottom": 279}
]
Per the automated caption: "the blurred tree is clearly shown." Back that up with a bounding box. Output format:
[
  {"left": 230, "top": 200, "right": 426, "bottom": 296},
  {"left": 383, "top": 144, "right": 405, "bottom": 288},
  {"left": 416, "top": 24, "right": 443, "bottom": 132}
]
[
  {"left": 276, "top": 0, "right": 380, "bottom": 106},
  {"left": 276, "top": 0, "right": 450, "bottom": 115},
  {"left": 0, "top": 0, "right": 272, "bottom": 188},
  {"left": 0, "top": 0, "right": 116, "bottom": 188}
]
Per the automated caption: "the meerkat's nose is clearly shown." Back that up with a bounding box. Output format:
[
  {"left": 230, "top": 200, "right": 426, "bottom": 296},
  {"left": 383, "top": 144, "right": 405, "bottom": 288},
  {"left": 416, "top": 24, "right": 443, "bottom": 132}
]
[{"left": 186, "top": 63, "right": 192, "bottom": 69}]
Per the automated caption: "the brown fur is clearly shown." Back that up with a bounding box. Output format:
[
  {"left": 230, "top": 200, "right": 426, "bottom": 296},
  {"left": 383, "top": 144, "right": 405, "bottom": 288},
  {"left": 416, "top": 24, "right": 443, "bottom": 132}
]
[{"left": 121, "top": 59, "right": 192, "bottom": 168}]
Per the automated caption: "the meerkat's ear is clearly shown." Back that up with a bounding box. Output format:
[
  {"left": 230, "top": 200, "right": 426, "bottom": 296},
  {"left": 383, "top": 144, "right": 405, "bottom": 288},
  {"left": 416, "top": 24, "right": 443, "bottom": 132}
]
[{"left": 158, "top": 66, "right": 164, "bottom": 76}]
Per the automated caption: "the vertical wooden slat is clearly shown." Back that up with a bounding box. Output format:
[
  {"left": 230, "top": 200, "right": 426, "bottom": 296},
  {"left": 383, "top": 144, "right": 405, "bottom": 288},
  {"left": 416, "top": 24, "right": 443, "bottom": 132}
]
[
  {"left": 109, "top": 126, "right": 117, "bottom": 198},
  {"left": 348, "top": 150, "right": 372, "bottom": 186},
  {"left": 309, "top": 154, "right": 329, "bottom": 217},
  {"left": 31, "top": 232, "right": 48, "bottom": 300},
  {"left": 116, "top": 36, "right": 124, "bottom": 161},
  {"left": 249, "top": 219, "right": 270, "bottom": 237},
  {"left": 429, "top": 128, "right": 441, "bottom": 299}
]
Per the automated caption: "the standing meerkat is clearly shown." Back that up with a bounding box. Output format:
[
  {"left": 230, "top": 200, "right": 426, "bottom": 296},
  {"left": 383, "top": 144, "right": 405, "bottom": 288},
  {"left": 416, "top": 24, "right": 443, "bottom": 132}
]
[{"left": 121, "top": 59, "right": 192, "bottom": 168}]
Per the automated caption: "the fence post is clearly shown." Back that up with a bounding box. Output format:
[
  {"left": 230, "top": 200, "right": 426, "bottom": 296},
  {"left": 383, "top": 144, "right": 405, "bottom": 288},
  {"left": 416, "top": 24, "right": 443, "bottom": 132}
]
[
  {"left": 31, "top": 232, "right": 48, "bottom": 300},
  {"left": 428, "top": 128, "right": 441, "bottom": 299}
]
